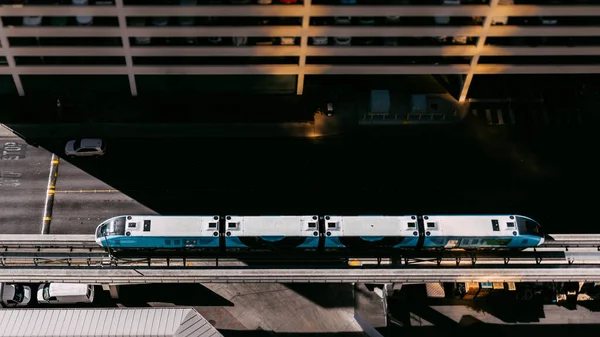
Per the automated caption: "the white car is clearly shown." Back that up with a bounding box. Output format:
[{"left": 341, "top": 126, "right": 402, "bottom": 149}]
[
  {"left": 1, "top": 283, "right": 31, "bottom": 307},
  {"left": 65, "top": 139, "right": 106, "bottom": 158}
]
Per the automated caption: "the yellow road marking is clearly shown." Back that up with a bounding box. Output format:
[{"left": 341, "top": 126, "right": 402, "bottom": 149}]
[
  {"left": 52, "top": 159, "right": 59, "bottom": 165},
  {"left": 55, "top": 189, "right": 120, "bottom": 193},
  {"left": 47, "top": 190, "right": 55, "bottom": 195},
  {"left": 44, "top": 217, "right": 51, "bottom": 221}
]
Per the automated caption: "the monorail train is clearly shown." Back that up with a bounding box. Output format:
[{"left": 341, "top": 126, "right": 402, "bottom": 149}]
[{"left": 95, "top": 214, "right": 544, "bottom": 255}]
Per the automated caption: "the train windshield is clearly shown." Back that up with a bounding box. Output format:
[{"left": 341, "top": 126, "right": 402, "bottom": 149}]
[
  {"left": 517, "top": 217, "right": 543, "bottom": 237},
  {"left": 96, "top": 217, "right": 126, "bottom": 237}
]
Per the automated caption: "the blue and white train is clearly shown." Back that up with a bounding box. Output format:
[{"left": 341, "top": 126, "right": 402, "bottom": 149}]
[{"left": 94, "top": 214, "right": 545, "bottom": 255}]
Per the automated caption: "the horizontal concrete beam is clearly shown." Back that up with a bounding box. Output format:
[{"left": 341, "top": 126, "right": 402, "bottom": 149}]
[
  {"left": 0, "top": 64, "right": 600, "bottom": 76},
  {"left": 0, "top": 234, "right": 96, "bottom": 246},
  {"left": 1, "top": 266, "right": 599, "bottom": 284},
  {"left": 1, "top": 5, "right": 600, "bottom": 17},
  {"left": 8, "top": 46, "right": 600, "bottom": 58},
  {"left": 4, "top": 26, "right": 600, "bottom": 38}
]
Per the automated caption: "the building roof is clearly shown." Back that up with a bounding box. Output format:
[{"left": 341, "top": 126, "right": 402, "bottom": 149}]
[{"left": 0, "top": 308, "right": 223, "bottom": 337}]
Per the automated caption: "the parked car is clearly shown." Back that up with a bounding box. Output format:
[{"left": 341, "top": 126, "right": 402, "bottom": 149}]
[
  {"left": 0, "top": 283, "right": 32, "bottom": 307},
  {"left": 65, "top": 138, "right": 106, "bottom": 157}
]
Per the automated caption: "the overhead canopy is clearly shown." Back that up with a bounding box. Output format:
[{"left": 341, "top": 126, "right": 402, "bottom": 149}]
[{"left": 0, "top": 308, "right": 222, "bottom": 337}]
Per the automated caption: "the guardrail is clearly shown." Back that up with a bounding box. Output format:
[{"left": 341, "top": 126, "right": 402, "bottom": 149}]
[
  {"left": 0, "top": 248, "right": 599, "bottom": 268},
  {"left": 543, "top": 234, "right": 600, "bottom": 248},
  {"left": 0, "top": 235, "right": 598, "bottom": 271},
  {"left": 0, "top": 235, "right": 97, "bottom": 249},
  {"left": 1, "top": 265, "right": 599, "bottom": 284}
]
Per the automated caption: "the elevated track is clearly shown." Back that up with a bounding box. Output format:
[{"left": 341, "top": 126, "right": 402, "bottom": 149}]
[
  {"left": 0, "top": 265, "right": 599, "bottom": 285},
  {"left": 0, "top": 234, "right": 599, "bottom": 283}
]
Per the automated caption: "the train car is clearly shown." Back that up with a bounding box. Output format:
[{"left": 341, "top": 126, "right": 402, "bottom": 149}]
[
  {"left": 420, "top": 215, "right": 544, "bottom": 250},
  {"left": 95, "top": 215, "right": 221, "bottom": 251},
  {"left": 321, "top": 215, "right": 421, "bottom": 253},
  {"left": 223, "top": 215, "right": 320, "bottom": 253},
  {"left": 94, "top": 214, "right": 545, "bottom": 254}
]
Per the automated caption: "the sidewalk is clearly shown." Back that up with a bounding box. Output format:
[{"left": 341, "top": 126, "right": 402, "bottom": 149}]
[{"left": 0, "top": 124, "right": 21, "bottom": 138}]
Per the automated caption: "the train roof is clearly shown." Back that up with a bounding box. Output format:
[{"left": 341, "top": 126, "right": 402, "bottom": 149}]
[
  {"left": 423, "top": 215, "right": 522, "bottom": 236},
  {"left": 323, "top": 216, "right": 416, "bottom": 237},
  {"left": 225, "top": 216, "right": 318, "bottom": 237},
  {"left": 123, "top": 215, "right": 219, "bottom": 237}
]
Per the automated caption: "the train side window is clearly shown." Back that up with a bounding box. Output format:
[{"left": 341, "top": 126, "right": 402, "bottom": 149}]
[
  {"left": 327, "top": 222, "right": 337, "bottom": 229},
  {"left": 143, "top": 220, "right": 151, "bottom": 232},
  {"left": 426, "top": 222, "right": 437, "bottom": 230},
  {"left": 492, "top": 219, "right": 499, "bottom": 231},
  {"left": 174, "top": 239, "right": 181, "bottom": 245},
  {"left": 165, "top": 239, "right": 171, "bottom": 245},
  {"left": 228, "top": 222, "right": 238, "bottom": 229},
  {"left": 506, "top": 222, "right": 515, "bottom": 228},
  {"left": 407, "top": 222, "right": 416, "bottom": 229},
  {"left": 308, "top": 222, "right": 317, "bottom": 228},
  {"left": 128, "top": 222, "right": 136, "bottom": 228},
  {"left": 208, "top": 222, "right": 217, "bottom": 229}
]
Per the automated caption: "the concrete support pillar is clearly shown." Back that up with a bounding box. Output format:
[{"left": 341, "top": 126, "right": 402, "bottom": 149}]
[{"left": 102, "top": 284, "right": 120, "bottom": 299}]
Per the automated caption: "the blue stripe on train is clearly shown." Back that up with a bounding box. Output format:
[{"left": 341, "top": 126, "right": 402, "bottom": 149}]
[
  {"left": 324, "top": 236, "right": 419, "bottom": 248},
  {"left": 100, "top": 236, "right": 220, "bottom": 248},
  {"left": 422, "top": 235, "right": 543, "bottom": 248},
  {"left": 224, "top": 236, "right": 320, "bottom": 249}
]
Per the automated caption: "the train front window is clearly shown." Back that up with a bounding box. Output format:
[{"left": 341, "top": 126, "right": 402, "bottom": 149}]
[
  {"left": 526, "top": 220, "right": 543, "bottom": 237},
  {"left": 96, "top": 224, "right": 108, "bottom": 237},
  {"left": 97, "top": 217, "right": 126, "bottom": 237},
  {"left": 109, "top": 217, "right": 126, "bottom": 235},
  {"left": 518, "top": 217, "right": 543, "bottom": 237}
]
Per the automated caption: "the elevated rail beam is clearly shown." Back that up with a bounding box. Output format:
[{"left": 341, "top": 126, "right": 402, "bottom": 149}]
[
  {"left": 0, "top": 266, "right": 599, "bottom": 284},
  {"left": 0, "top": 235, "right": 97, "bottom": 249},
  {"left": 0, "top": 248, "right": 598, "bottom": 267}
]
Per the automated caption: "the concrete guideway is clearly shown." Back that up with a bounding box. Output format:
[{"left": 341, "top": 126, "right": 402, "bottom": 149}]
[{"left": 1, "top": 266, "right": 600, "bottom": 284}]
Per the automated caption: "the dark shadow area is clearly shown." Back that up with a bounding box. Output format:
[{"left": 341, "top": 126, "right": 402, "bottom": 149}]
[
  {"left": 220, "top": 332, "right": 368, "bottom": 337},
  {"left": 578, "top": 300, "right": 600, "bottom": 312},
  {"left": 387, "top": 323, "right": 600, "bottom": 337},
  {"left": 218, "top": 322, "right": 600, "bottom": 337},
  {"left": 0, "top": 74, "right": 599, "bottom": 237},
  {"left": 283, "top": 284, "right": 354, "bottom": 308},
  {"left": 0, "top": 94, "right": 314, "bottom": 124},
  {"left": 1, "top": 115, "right": 599, "bottom": 235},
  {"left": 115, "top": 283, "right": 234, "bottom": 307},
  {"left": 468, "top": 296, "right": 546, "bottom": 323}
]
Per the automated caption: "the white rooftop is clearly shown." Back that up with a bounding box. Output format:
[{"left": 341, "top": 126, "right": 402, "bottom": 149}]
[{"left": 0, "top": 308, "right": 223, "bottom": 337}]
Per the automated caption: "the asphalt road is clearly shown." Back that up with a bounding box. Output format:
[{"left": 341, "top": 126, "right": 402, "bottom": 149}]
[
  {"left": 50, "top": 160, "right": 155, "bottom": 234},
  {"left": 2, "top": 120, "right": 598, "bottom": 236},
  {"left": 0, "top": 136, "right": 51, "bottom": 234}
]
